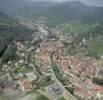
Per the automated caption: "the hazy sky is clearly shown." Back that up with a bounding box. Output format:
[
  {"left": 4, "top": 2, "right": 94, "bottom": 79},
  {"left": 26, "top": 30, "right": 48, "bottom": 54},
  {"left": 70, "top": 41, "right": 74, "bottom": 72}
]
[{"left": 28, "top": 0, "right": 103, "bottom": 6}]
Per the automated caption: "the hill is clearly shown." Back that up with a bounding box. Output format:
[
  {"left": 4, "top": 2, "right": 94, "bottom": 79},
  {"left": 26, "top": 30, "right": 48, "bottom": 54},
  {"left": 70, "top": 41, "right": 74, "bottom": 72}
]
[
  {"left": 0, "top": 11, "right": 34, "bottom": 63},
  {"left": 13, "top": 1, "right": 58, "bottom": 19},
  {"left": 53, "top": 19, "right": 103, "bottom": 58},
  {"left": 1, "top": 1, "right": 103, "bottom": 27},
  {"left": 0, "top": 0, "right": 28, "bottom": 14},
  {"left": 0, "top": 0, "right": 58, "bottom": 17},
  {"left": 35, "top": 1, "right": 103, "bottom": 27}
]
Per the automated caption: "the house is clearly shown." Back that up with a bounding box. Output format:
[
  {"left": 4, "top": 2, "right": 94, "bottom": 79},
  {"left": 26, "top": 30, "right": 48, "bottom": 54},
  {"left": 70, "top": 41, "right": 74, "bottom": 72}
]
[
  {"left": 19, "top": 59, "right": 24, "bottom": 64},
  {"left": 18, "top": 77, "right": 33, "bottom": 91},
  {"left": 71, "top": 59, "right": 85, "bottom": 76},
  {"left": 57, "top": 57, "right": 70, "bottom": 74},
  {"left": 3, "top": 77, "right": 14, "bottom": 94},
  {"left": 86, "top": 66, "right": 96, "bottom": 78},
  {"left": 16, "top": 42, "right": 25, "bottom": 51},
  {"left": 73, "top": 82, "right": 87, "bottom": 99}
]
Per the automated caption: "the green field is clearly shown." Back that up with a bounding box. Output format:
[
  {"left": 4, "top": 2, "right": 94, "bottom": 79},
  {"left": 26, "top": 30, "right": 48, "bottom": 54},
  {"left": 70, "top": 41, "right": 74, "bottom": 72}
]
[
  {"left": 58, "top": 97, "right": 66, "bottom": 100},
  {"left": 36, "top": 95, "right": 49, "bottom": 100},
  {"left": 55, "top": 20, "right": 103, "bottom": 58},
  {"left": 87, "top": 36, "right": 103, "bottom": 58},
  {"left": 2, "top": 91, "right": 50, "bottom": 100},
  {"left": 55, "top": 20, "right": 99, "bottom": 34},
  {"left": 37, "top": 76, "right": 54, "bottom": 87}
]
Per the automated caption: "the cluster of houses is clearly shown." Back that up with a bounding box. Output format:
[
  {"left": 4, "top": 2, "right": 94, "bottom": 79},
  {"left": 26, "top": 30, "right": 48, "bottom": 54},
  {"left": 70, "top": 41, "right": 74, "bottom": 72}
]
[
  {"left": 1, "top": 41, "right": 38, "bottom": 94},
  {"left": 35, "top": 39, "right": 66, "bottom": 74},
  {"left": 34, "top": 36, "right": 103, "bottom": 99},
  {"left": 55, "top": 53, "right": 103, "bottom": 99},
  {"left": 1, "top": 26, "right": 49, "bottom": 94},
  {"left": 1, "top": 25, "right": 103, "bottom": 100},
  {"left": 1, "top": 66, "right": 34, "bottom": 93}
]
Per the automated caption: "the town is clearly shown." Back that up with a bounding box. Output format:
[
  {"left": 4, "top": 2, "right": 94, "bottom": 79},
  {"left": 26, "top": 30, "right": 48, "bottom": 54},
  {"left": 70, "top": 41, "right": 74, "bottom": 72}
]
[{"left": 0, "top": 22, "right": 103, "bottom": 100}]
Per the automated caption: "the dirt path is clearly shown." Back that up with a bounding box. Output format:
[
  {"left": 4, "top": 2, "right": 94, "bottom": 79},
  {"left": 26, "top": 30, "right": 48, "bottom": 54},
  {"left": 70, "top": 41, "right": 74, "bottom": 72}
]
[
  {"left": 15, "top": 93, "right": 37, "bottom": 100},
  {"left": 37, "top": 89, "right": 53, "bottom": 100}
]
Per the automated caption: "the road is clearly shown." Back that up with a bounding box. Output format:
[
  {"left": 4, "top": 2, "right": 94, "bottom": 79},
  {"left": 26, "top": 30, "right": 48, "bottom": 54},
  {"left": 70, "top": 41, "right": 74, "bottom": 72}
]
[
  {"left": 4, "top": 90, "right": 20, "bottom": 100},
  {"left": 37, "top": 26, "right": 77, "bottom": 100},
  {"left": 50, "top": 53, "right": 77, "bottom": 100},
  {"left": 50, "top": 68, "right": 77, "bottom": 100}
]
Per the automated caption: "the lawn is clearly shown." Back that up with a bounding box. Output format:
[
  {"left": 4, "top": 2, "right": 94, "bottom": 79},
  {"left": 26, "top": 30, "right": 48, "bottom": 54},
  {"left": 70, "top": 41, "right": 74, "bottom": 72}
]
[
  {"left": 14, "top": 65, "right": 32, "bottom": 74},
  {"left": 37, "top": 76, "right": 54, "bottom": 87},
  {"left": 13, "top": 91, "right": 50, "bottom": 100},
  {"left": 52, "top": 64, "right": 67, "bottom": 85},
  {"left": 87, "top": 36, "right": 103, "bottom": 58},
  {"left": 36, "top": 95, "right": 49, "bottom": 100},
  {"left": 0, "top": 94, "right": 7, "bottom": 100},
  {"left": 68, "top": 20, "right": 99, "bottom": 34},
  {"left": 55, "top": 20, "right": 99, "bottom": 35},
  {"left": 58, "top": 97, "right": 66, "bottom": 100}
]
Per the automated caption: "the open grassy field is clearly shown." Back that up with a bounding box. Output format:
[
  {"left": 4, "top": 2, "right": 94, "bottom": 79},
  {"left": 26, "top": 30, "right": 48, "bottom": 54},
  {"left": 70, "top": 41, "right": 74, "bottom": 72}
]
[
  {"left": 86, "top": 36, "right": 103, "bottom": 58},
  {"left": 1, "top": 91, "right": 50, "bottom": 100},
  {"left": 55, "top": 20, "right": 99, "bottom": 34},
  {"left": 16, "top": 93, "right": 49, "bottom": 100},
  {"left": 15, "top": 93, "right": 37, "bottom": 100},
  {"left": 58, "top": 97, "right": 66, "bottom": 100}
]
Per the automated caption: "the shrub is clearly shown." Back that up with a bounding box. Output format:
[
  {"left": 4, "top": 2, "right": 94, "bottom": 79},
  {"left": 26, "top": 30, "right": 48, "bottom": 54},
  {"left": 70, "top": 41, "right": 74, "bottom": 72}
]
[{"left": 92, "top": 77, "right": 103, "bottom": 85}]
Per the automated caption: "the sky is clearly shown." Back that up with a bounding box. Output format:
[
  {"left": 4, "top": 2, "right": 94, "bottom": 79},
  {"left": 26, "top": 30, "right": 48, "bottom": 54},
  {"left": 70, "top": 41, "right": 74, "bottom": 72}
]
[{"left": 27, "top": 0, "right": 103, "bottom": 6}]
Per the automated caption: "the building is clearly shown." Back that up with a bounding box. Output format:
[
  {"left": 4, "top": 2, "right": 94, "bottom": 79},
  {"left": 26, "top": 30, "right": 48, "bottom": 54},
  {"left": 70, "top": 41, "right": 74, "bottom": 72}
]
[{"left": 18, "top": 77, "right": 33, "bottom": 91}]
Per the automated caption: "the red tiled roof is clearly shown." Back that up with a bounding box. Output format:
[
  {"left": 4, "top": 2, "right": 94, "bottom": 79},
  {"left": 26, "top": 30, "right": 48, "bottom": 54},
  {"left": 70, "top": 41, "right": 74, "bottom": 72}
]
[
  {"left": 86, "top": 66, "right": 96, "bottom": 77},
  {"left": 19, "top": 77, "right": 32, "bottom": 90}
]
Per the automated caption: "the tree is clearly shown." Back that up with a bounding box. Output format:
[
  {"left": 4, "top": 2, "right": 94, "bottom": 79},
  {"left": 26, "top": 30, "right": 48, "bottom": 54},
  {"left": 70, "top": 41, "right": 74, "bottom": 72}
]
[{"left": 92, "top": 77, "right": 103, "bottom": 85}]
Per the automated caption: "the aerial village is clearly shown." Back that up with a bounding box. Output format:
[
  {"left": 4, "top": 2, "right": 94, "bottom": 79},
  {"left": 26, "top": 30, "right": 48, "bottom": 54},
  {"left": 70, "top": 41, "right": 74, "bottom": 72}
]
[{"left": 0, "top": 24, "right": 103, "bottom": 100}]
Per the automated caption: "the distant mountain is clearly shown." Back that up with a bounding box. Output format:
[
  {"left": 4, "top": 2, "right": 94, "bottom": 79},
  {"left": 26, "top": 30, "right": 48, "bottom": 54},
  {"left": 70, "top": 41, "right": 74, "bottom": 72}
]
[
  {"left": 0, "top": 0, "right": 58, "bottom": 16},
  {"left": 0, "top": 11, "right": 13, "bottom": 23},
  {"left": 13, "top": 1, "right": 58, "bottom": 19},
  {"left": 35, "top": 1, "right": 103, "bottom": 27},
  {"left": 0, "top": 0, "right": 29, "bottom": 14},
  {"left": 0, "top": 11, "right": 8, "bottom": 18},
  {"left": 1, "top": 1, "right": 103, "bottom": 27}
]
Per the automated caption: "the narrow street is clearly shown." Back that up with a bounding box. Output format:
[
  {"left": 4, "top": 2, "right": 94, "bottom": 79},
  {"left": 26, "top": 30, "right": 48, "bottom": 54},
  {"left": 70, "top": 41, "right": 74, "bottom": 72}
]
[
  {"left": 50, "top": 68, "right": 77, "bottom": 100},
  {"left": 5, "top": 90, "right": 19, "bottom": 100},
  {"left": 50, "top": 53, "right": 77, "bottom": 100}
]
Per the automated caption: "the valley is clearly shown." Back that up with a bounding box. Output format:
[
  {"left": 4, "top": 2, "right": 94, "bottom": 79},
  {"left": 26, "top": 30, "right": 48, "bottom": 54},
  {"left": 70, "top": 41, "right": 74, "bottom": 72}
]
[{"left": 0, "top": 0, "right": 103, "bottom": 100}]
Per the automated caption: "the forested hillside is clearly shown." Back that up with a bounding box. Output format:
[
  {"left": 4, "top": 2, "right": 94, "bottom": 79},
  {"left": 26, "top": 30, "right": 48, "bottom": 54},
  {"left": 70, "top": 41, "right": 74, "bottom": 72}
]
[
  {"left": 35, "top": 1, "right": 103, "bottom": 27},
  {"left": 0, "top": 11, "right": 34, "bottom": 64},
  {"left": 14, "top": 1, "right": 58, "bottom": 19},
  {"left": 54, "top": 19, "right": 103, "bottom": 58}
]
